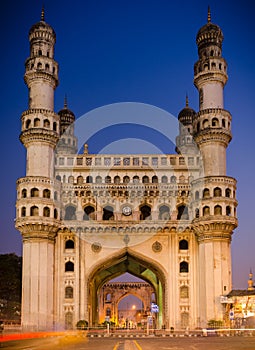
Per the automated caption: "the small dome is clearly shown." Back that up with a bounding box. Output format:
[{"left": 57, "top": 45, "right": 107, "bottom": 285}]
[
  {"left": 196, "top": 8, "right": 223, "bottom": 50},
  {"left": 178, "top": 97, "right": 195, "bottom": 125},
  {"left": 58, "top": 97, "right": 75, "bottom": 135},
  {"left": 29, "top": 8, "right": 56, "bottom": 39}
]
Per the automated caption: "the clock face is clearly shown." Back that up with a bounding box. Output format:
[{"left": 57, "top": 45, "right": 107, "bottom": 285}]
[{"left": 122, "top": 206, "right": 132, "bottom": 216}]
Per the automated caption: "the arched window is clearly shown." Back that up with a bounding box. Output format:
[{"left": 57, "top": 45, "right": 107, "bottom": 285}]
[
  {"left": 222, "top": 119, "right": 226, "bottom": 128},
  {"left": 105, "top": 176, "right": 111, "bottom": 183},
  {"left": 56, "top": 175, "right": 61, "bottom": 181},
  {"left": 34, "top": 118, "right": 40, "bottom": 127},
  {"left": 133, "top": 176, "right": 139, "bottom": 184},
  {"left": 31, "top": 188, "right": 39, "bottom": 197},
  {"left": 83, "top": 205, "right": 95, "bottom": 220},
  {"left": 54, "top": 191, "right": 58, "bottom": 200},
  {"left": 45, "top": 63, "right": 49, "bottom": 71},
  {"left": 38, "top": 49, "right": 42, "bottom": 56},
  {"left": 65, "top": 239, "right": 75, "bottom": 249},
  {"left": 77, "top": 176, "right": 83, "bottom": 184},
  {"left": 142, "top": 176, "right": 149, "bottom": 184},
  {"left": 212, "top": 118, "right": 219, "bottom": 127},
  {"left": 65, "top": 286, "right": 73, "bottom": 299},
  {"left": 203, "top": 119, "right": 209, "bottom": 128},
  {"left": 68, "top": 176, "right": 74, "bottom": 184},
  {"left": 96, "top": 176, "right": 102, "bottom": 183},
  {"left": 180, "top": 261, "right": 189, "bottom": 273},
  {"left": 37, "top": 62, "right": 42, "bottom": 69},
  {"left": 158, "top": 205, "right": 170, "bottom": 220},
  {"left": 64, "top": 206, "right": 76, "bottom": 220},
  {"left": 65, "top": 312, "right": 73, "bottom": 330},
  {"left": 203, "top": 206, "right": 210, "bottom": 216},
  {"left": 180, "top": 286, "right": 189, "bottom": 298},
  {"left": 43, "top": 206, "right": 50, "bottom": 217},
  {"left": 43, "top": 119, "right": 50, "bottom": 128},
  {"left": 179, "top": 175, "right": 185, "bottom": 183},
  {"left": 123, "top": 176, "right": 130, "bottom": 183},
  {"left": 203, "top": 188, "right": 210, "bottom": 198},
  {"left": 21, "top": 207, "right": 26, "bottom": 217},
  {"left": 25, "top": 119, "right": 31, "bottom": 128},
  {"left": 43, "top": 189, "right": 51, "bottom": 198},
  {"left": 53, "top": 122, "right": 57, "bottom": 131},
  {"left": 161, "top": 176, "right": 168, "bottom": 183},
  {"left": 140, "top": 205, "right": 151, "bottom": 220},
  {"left": 214, "top": 205, "right": 222, "bottom": 215},
  {"left": 103, "top": 206, "right": 114, "bottom": 220},
  {"left": 226, "top": 206, "right": 231, "bottom": 216},
  {"left": 54, "top": 208, "right": 58, "bottom": 219},
  {"left": 225, "top": 188, "right": 231, "bottom": 197},
  {"left": 21, "top": 189, "right": 27, "bottom": 198},
  {"left": 30, "top": 206, "right": 39, "bottom": 216},
  {"left": 114, "top": 176, "right": 120, "bottom": 184},
  {"left": 214, "top": 187, "right": 222, "bottom": 197},
  {"left": 106, "top": 293, "right": 111, "bottom": 302},
  {"left": 195, "top": 208, "right": 199, "bottom": 218},
  {"left": 65, "top": 261, "right": 74, "bottom": 272},
  {"left": 170, "top": 176, "right": 176, "bottom": 183},
  {"left": 179, "top": 239, "right": 188, "bottom": 250},
  {"left": 195, "top": 191, "right": 199, "bottom": 200},
  {"left": 152, "top": 176, "right": 158, "bottom": 183},
  {"left": 86, "top": 176, "right": 93, "bottom": 183},
  {"left": 181, "top": 190, "right": 186, "bottom": 197},
  {"left": 177, "top": 205, "right": 189, "bottom": 220}
]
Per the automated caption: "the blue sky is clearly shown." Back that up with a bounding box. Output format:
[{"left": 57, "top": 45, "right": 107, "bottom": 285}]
[{"left": 1, "top": 0, "right": 255, "bottom": 289}]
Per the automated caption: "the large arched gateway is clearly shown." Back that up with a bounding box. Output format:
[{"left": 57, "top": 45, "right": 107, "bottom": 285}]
[{"left": 87, "top": 249, "right": 167, "bottom": 327}]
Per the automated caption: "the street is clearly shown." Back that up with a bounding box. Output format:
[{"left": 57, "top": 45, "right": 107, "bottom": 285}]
[{"left": 1, "top": 335, "right": 255, "bottom": 350}]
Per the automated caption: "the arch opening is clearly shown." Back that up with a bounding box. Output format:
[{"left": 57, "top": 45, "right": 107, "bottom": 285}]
[{"left": 87, "top": 250, "right": 166, "bottom": 329}]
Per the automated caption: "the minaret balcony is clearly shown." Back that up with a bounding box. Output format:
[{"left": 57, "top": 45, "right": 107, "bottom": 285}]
[{"left": 20, "top": 127, "right": 59, "bottom": 147}]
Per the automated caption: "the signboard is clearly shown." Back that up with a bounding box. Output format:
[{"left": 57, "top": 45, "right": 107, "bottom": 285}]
[{"left": 151, "top": 303, "right": 159, "bottom": 313}]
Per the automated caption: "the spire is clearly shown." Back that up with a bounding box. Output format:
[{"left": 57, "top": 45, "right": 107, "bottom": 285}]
[
  {"left": 64, "top": 94, "right": 68, "bottom": 109},
  {"left": 207, "top": 6, "right": 211, "bottom": 23},
  {"left": 41, "top": 5, "right": 45, "bottom": 21},
  {"left": 185, "top": 93, "right": 189, "bottom": 107}
]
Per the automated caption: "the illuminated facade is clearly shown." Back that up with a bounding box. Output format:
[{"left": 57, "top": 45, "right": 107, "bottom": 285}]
[{"left": 15, "top": 8, "right": 238, "bottom": 330}]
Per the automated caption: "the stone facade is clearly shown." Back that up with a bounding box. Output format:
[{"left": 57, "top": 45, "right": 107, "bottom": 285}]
[{"left": 15, "top": 9, "right": 238, "bottom": 331}]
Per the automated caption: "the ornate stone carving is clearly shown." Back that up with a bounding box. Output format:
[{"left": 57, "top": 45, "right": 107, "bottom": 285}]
[
  {"left": 152, "top": 241, "right": 162, "bottom": 252},
  {"left": 91, "top": 242, "right": 102, "bottom": 253}
]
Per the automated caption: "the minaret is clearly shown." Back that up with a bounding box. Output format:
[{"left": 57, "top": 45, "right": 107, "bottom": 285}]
[
  {"left": 192, "top": 8, "right": 238, "bottom": 327},
  {"left": 15, "top": 8, "right": 60, "bottom": 330},
  {"left": 176, "top": 95, "right": 197, "bottom": 155},
  {"left": 56, "top": 96, "right": 77, "bottom": 154},
  {"left": 193, "top": 7, "right": 232, "bottom": 176}
]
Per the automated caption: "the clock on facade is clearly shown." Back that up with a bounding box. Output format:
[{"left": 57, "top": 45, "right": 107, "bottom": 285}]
[{"left": 122, "top": 206, "right": 132, "bottom": 216}]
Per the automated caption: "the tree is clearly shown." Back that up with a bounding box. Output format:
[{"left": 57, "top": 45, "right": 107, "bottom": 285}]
[{"left": 0, "top": 253, "right": 22, "bottom": 321}]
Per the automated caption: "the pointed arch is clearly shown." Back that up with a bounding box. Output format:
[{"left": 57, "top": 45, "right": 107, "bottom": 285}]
[{"left": 87, "top": 249, "right": 167, "bottom": 328}]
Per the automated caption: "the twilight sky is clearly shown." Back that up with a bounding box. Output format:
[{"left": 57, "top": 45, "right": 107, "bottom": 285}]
[{"left": 1, "top": 0, "right": 255, "bottom": 289}]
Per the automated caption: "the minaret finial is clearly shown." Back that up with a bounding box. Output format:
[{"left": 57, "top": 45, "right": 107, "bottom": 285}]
[
  {"left": 185, "top": 93, "right": 189, "bottom": 107},
  {"left": 41, "top": 5, "right": 45, "bottom": 21},
  {"left": 207, "top": 6, "right": 211, "bottom": 23},
  {"left": 64, "top": 94, "right": 68, "bottom": 108}
]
